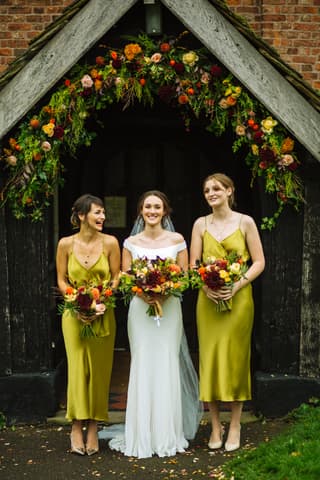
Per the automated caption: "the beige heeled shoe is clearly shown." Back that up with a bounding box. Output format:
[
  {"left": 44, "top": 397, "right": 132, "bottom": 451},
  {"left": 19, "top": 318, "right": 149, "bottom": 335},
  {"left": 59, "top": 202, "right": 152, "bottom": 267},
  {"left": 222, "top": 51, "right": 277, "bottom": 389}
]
[
  {"left": 208, "top": 425, "right": 225, "bottom": 449},
  {"left": 225, "top": 425, "right": 241, "bottom": 452},
  {"left": 70, "top": 434, "right": 85, "bottom": 456},
  {"left": 86, "top": 433, "right": 99, "bottom": 456}
]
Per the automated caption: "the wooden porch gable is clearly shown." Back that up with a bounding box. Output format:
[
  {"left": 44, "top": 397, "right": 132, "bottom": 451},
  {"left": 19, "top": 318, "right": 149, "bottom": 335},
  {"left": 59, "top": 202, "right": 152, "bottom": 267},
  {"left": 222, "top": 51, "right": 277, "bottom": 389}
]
[{"left": 0, "top": 0, "right": 319, "bottom": 161}]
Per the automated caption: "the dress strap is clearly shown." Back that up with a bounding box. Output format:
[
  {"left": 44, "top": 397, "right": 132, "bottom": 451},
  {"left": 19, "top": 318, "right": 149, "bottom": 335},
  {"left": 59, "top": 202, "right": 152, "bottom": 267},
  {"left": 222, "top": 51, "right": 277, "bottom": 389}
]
[{"left": 239, "top": 214, "right": 244, "bottom": 229}]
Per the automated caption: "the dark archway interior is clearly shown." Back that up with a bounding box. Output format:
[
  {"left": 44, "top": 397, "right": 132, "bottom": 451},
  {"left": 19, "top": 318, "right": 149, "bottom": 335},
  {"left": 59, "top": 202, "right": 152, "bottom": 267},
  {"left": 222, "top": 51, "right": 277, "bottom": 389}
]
[{"left": 55, "top": 1, "right": 262, "bottom": 368}]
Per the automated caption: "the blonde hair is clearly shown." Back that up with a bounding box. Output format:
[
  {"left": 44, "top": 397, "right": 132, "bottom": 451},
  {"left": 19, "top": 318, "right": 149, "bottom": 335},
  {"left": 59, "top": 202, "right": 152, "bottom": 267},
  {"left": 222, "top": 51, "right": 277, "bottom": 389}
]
[{"left": 203, "top": 173, "right": 235, "bottom": 207}]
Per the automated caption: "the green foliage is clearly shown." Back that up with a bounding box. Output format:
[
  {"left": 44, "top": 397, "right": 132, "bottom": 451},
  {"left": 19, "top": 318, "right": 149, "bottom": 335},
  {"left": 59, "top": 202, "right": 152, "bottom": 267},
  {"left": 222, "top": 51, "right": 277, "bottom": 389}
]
[
  {"left": 0, "top": 412, "right": 6, "bottom": 430},
  {"left": 222, "top": 402, "right": 320, "bottom": 480},
  {"left": 0, "top": 32, "right": 304, "bottom": 228}
]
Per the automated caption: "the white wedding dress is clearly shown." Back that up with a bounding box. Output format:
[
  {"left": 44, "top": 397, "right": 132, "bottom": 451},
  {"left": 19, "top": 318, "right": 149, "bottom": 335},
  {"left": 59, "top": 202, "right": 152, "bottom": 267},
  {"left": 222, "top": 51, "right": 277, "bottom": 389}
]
[{"left": 108, "top": 240, "right": 202, "bottom": 458}]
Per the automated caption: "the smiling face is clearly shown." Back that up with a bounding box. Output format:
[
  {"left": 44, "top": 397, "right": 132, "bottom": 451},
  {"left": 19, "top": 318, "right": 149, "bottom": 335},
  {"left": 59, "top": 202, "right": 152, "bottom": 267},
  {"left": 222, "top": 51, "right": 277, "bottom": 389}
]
[
  {"left": 141, "top": 194, "right": 165, "bottom": 227},
  {"left": 203, "top": 178, "right": 232, "bottom": 209},
  {"left": 84, "top": 202, "right": 106, "bottom": 231}
]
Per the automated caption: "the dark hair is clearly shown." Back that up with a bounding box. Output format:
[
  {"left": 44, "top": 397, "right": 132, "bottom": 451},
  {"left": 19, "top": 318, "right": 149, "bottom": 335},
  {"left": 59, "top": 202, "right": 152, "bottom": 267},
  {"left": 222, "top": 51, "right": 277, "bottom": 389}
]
[
  {"left": 70, "top": 194, "right": 104, "bottom": 228},
  {"left": 203, "top": 173, "right": 235, "bottom": 207},
  {"left": 136, "top": 190, "right": 172, "bottom": 217}
]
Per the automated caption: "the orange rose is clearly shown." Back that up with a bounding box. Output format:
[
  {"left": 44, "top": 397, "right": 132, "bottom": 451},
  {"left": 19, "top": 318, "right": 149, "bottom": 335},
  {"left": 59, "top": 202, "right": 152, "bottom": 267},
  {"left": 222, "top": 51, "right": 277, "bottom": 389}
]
[
  {"left": 95, "top": 56, "right": 105, "bottom": 65},
  {"left": 91, "top": 287, "right": 100, "bottom": 300},
  {"left": 30, "top": 118, "right": 40, "bottom": 129},
  {"left": 160, "top": 42, "right": 171, "bottom": 53},
  {"left": 178, "top": 94, "right": 189, "bottom": 104},
  {"left": 65, "top": 286, "right": 74, "bottom": 295},
  {"left": 104, "top": 288, "right": 113, "bottom": 297}
]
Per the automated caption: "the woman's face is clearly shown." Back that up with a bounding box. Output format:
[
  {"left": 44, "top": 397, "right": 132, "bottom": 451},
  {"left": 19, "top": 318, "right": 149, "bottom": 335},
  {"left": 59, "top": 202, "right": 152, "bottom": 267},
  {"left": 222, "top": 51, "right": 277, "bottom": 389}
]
[
  {"left": 141, "top": 195, "right": 165, "bottom": 227},
  {"left": 82, "top": 202, "right": 105, "bottom": 230},
  {"left": 203, "top": 179, "right": 231, "bottom": 208}
]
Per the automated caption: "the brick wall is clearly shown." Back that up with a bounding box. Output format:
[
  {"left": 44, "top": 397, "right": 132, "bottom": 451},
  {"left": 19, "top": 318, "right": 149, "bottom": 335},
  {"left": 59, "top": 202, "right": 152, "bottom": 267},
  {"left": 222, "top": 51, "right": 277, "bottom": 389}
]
[
  {"left": 0, "top": 0, "right": 319, "bottom": 91},
  {"left": 226, "top": 0, "right": 320, "bottom": 90},
  {"left": 0, "top": 0, "right": 74, "bottom": 74}
]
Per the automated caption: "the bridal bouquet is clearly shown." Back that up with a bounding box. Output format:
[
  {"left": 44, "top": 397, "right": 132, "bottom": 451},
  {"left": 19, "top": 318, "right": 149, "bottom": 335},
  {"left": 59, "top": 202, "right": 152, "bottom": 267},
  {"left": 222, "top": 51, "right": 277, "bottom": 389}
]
[
  {"left": 119, "top": 256, "right": 189, "bottom": 325},
  {"left": 58, "top": 279, "right": 116, "bottom": 338},
  {"left": 189, "top": 251, "right": 248, "bottom": 312}
]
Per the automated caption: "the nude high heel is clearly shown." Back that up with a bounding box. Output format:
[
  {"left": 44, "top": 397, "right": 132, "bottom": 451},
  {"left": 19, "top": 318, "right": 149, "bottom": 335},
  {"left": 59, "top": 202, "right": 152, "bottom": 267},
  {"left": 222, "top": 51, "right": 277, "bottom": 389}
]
[
  {"left": 70, "top": 434, "right": 85, "bottom": 456},
  {"left": 225, "top": 425, "right": 241, "bottom": 452},
  {"left": 208, "top": 425, "right": 225, "bottom": 449}
]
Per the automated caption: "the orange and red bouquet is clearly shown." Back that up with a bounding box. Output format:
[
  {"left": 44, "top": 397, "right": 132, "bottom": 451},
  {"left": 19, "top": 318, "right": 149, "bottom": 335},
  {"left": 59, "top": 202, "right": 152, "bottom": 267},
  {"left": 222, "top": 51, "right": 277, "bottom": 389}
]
[
  {"left": 119, "top": 256, "right": 189, "bottom": 325},
  {"left": 58, "top": 278, "right": 116, "bottom": 338},
  {"left": 189, "top": 251, "right": 248, "bottom": 312}
]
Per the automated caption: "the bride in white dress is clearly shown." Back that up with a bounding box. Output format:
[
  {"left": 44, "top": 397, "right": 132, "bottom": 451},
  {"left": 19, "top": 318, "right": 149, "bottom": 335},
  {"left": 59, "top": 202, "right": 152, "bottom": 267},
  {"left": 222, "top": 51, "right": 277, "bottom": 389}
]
[{"left": 108, "top": 190, "right": 202, "bottom": 458}]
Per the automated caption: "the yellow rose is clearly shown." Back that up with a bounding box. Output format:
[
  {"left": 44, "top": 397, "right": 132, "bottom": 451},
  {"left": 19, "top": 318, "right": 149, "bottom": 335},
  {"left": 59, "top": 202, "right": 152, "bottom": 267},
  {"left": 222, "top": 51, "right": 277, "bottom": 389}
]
[
  {"left": 252, "top": 144, "right": 259, "bottom": 156},
  {"left": 261, "top": 116, "right": 278, "bottom": 133},
  {"left": 182, "top": 51, "right": 199, "bottom": 67},
  {"left": 42, "top": 123, "right": 55, "bottom": 137}
]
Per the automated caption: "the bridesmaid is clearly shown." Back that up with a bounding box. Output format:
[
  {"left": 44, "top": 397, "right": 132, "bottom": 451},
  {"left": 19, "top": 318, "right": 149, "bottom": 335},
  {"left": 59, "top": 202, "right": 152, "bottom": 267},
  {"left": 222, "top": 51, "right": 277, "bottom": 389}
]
[
  {"left": 190, "top": 173, "right": 265, "bottom": 452},
  {"left": 56, "top": 194, "right": 120, "bottom": 455}
]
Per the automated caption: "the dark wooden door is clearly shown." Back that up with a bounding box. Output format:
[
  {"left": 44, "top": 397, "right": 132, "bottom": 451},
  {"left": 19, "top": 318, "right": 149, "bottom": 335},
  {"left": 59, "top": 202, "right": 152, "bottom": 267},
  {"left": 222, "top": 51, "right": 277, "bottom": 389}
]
[{"left": 58, "top": 102, "right": 256, "bottom": 351}]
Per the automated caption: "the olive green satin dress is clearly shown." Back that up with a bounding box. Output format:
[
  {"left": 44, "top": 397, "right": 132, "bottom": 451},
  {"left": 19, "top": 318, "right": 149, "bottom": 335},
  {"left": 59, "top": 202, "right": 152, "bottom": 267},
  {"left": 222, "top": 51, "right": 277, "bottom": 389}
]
[
  {"left": 62, "top": 252, "right": 116, "bottom": 421},
  {"left": 197, "top": 229, "right": 253, "bottom": 401}
]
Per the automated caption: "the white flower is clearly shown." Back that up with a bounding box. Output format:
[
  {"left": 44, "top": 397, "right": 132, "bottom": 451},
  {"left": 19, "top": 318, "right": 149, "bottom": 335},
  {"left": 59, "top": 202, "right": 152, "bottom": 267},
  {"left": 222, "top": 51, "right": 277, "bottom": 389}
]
[
  {"left": 81, "top": 74, "right": 93, "bottom": 89},
  {"left": 6, "top": 155, "right": 17, "bottom": 166},
  {"left": 41, "top": 141, "right": 51, "bottom": 152},
  {"left": 150, "top": 53, "right": 162, "bottom": 63},
  {"left": 229, "top": 262, "right": 241, "bottom": 274}
]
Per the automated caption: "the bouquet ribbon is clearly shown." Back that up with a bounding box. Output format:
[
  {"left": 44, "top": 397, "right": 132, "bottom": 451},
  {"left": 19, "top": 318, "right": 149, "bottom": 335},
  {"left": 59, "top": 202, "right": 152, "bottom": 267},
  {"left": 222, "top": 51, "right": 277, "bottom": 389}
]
[{"left": 153, "top": 300, "right": 163, "bottom": 327}]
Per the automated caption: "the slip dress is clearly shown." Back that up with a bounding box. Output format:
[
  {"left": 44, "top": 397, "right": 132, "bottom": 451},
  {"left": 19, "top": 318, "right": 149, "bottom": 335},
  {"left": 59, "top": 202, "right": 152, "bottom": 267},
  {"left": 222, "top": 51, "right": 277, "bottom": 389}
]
[
  {"left": 196, "top": 216, "right": 254, "bottom": 401},
  {"left": 62, "top": 240, "right": 116, "bottom": 421}
]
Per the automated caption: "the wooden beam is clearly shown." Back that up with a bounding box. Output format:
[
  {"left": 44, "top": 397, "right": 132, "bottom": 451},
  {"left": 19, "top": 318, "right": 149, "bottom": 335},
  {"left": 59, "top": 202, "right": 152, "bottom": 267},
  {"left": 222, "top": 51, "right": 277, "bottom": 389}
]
[
  {"left": 0, "top": 0, "right": 138, "bottom": 139},
  {"left": 161, "top": 0, "right": 320, "bottom": 162}
]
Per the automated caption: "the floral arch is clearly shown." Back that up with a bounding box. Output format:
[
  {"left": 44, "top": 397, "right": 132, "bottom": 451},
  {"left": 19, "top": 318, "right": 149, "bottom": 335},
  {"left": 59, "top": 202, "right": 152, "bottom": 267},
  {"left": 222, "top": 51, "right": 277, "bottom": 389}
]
[{"left": 0, "top": 32, "right": 304, "bottom": 229}]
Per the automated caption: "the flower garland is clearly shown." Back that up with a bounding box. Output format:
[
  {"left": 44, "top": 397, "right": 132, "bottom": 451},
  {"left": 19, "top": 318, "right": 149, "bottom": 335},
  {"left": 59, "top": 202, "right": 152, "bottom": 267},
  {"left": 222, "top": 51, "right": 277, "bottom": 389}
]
[{"left": 0, "top": 31, "right": 304, "bottom": 229}]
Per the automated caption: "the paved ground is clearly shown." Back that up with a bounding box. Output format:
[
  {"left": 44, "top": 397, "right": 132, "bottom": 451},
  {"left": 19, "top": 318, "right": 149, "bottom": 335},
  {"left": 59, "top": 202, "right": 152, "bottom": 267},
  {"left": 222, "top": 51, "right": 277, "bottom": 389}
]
[{"left": 0, "top": 411, "right": 290, "bottom": 480}]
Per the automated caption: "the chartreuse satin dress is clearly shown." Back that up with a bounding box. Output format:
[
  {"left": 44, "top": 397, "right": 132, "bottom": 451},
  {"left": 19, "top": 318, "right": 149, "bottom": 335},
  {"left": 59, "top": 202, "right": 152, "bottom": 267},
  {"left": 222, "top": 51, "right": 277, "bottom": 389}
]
[
  {"left": 197, "top": 228, "right": 253, "bottom": 401},
  {"left": 62, "top": 250, "right": 116, "bottom": 421}
]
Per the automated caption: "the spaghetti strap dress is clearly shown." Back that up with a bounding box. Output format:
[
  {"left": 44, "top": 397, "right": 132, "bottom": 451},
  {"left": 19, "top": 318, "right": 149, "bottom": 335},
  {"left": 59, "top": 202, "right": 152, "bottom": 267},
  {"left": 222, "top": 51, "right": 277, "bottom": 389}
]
[
  {"left": 196, "top": 227, "right": 254, "bottom": 401},
  {"left": 62, "top": 250, "right": 116, "bottom": 421}
]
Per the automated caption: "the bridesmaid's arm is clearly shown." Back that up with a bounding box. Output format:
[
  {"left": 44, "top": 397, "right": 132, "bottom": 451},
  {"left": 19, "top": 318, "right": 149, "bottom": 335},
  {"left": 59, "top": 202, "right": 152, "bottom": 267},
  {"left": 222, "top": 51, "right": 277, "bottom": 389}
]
[
  {"left": 56, "top": 237, "right": 71, "bottom": 295},
  {"left": 189, "top": 217, "right": 205, "bottom": 267},
  {"left": 105, "top": 235, "right": 121, "bottom": 289},
  {"left": 232, "top": 215, "right": 265, "bottom": 296},
  {"left": 122, "top": 246, "right": 133, "bottom": 272}
]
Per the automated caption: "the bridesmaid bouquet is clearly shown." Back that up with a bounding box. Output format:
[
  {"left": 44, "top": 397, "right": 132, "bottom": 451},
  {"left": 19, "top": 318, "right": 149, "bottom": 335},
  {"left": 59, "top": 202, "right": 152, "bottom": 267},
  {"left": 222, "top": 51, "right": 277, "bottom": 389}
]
[
  {"left": 189, "top": 251, "right": 248, "bottom": 312},
  {"left": 119, "top": 256, "right": 189, "bottom": 326},
  {"left": 58, "top": 278, "right": 116, "bottom": 338}
]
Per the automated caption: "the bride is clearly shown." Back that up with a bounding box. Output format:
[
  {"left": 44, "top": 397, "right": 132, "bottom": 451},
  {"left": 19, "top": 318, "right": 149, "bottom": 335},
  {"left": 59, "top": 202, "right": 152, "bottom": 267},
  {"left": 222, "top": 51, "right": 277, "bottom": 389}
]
[{"left": 108, "top": 190, "right": 202, "bottom": 458}]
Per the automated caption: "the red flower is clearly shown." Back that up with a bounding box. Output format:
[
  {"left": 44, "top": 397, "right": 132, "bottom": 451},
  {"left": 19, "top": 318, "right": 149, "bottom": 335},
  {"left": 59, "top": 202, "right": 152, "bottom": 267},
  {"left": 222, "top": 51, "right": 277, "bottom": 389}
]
[
  {"left": 210, "top": 65, "right": 222, "bottom": 77},
  {"left": 253, "top": 131, "right": 264, "bottom": 144},
  {"left": 112, "top": 58, "right": 122, "bottom": 69},
  {"left": 172, "top": 62, "right": 185, "bottom": 74},
  {"left": 259, "top": 161, "right": 268, "bottom": 170},
  {"left": 95, "top": 56, "right": 105, "bottom": 65},
  {"left": 53, "top": 125, "right": 64, "bottom": 139},
  {"left": 160, "top": 42, "right": 170, "bottom": 52},
  {"left": 259, "top": 147, "right": 275, "bottom": 163}
]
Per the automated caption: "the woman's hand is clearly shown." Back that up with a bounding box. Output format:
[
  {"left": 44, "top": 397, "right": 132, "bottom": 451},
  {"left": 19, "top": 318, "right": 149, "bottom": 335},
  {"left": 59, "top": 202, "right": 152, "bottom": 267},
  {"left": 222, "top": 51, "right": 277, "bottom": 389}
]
[
  {"left": 77, "top": 312, "right": 97, "bottom": 323},
  {"left": 203, "top": 285, "right": 233, "bottom": 303},
  {"left": 141, "top": 292, "right": 166, "bottom": 306}
]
